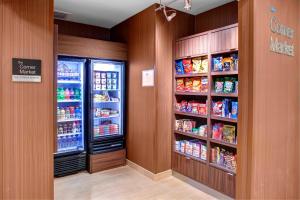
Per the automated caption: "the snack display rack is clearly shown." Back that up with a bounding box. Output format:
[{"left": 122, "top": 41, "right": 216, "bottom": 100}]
[{"left": 172, "top": 24, "right": 238, "bottom": 198}]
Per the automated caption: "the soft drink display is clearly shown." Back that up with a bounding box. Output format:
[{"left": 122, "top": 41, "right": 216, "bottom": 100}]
[
  {"left": 57, "top": 88, "right": 81, "bottom": 101},
  {"left": 57, "top": 106, "right": 81, "bottom": 120}
]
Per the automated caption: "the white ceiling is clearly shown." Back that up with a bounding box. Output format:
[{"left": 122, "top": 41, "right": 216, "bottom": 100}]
[{"left": 54, "top": 0, "right": 234, "bottom": 29}]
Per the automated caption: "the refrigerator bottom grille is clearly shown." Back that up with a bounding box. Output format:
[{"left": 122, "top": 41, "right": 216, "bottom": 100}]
[
  {"left": 54, "top": 152, "right": 86, "bottom": 177},
  {"left": 90, "top": 139, "right": 124, "bottom": 154}
]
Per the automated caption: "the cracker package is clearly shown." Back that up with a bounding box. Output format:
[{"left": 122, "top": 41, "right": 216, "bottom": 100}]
[
  {"left": 183, "top": 59, "right": 192, "bottom": 74},
  {"left": 192, "top": 58, "right": 202, "bottom": 74}
]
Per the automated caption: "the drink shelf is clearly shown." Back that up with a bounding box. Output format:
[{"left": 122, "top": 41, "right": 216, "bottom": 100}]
[
  {"left": 94, "top": 115, "right": 120, "bottom": 120},
  {"left": 209, "top": 163, "right": 236, "bottom": 174},
  {"left": 57, "top": 132, "right": 81, "bottom": 137},
  {"left": 94, "top": 101, "right": 120, "bottom": 103},
  {"left": 57, "top": 80, "right": 81, "bottom": 84},
  {"left": 94, "top": 89, "right": 120, "bottom": 92},
  {"left": 57, "top": 99, "right": 82, "bottom": 103},
  {"left": 57, "top": 118, "right": 82, "bottom": 123},
  {"left": 57, "top": 147, "right": 82, "bottom": 154},
  {"left": 94, "top": 133, "right": 122, "bottom": 140},
  {"left": 174, "top": 151, "right": 207, "bottom": 164}
]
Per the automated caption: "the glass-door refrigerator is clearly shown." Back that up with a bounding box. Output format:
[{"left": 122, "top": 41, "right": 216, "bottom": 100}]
[
  {"left": 54, "top": 56, "right": 86, "bottom": 177},
  {"left": 88, "top": 60, "right": 125, "bottom": 155}
]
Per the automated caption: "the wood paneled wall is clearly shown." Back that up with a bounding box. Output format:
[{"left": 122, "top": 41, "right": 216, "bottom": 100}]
[
  {"left": 55, "top": 19, "right": 110, "bottom": 41},
  {"left": 111, "top": 4, "right": 194, "bottom": 173},
  {"left": 0, "top": 0, "right": 54, "bottom": 199},
  {"left": 238, "top": 0, "right": 300, "bottom": 198},
  {"left": 194, "top": 1, "right": 238, "bottom": 34},
  {"left": 0, "top": 1, "right": 3, "bottom": 199}
]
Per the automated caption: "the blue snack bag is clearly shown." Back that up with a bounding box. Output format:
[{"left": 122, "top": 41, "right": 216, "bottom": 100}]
[
  {"left": 213, "top": 57, "right": 223, "bottom": 72},
  {"left": 175, "top": 60, "right": 184, "bottom": 75},
  {"left": 231, "top": 101, "right": 238, "bottom": 119}
]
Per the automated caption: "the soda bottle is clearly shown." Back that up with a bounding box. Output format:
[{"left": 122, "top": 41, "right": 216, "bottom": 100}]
[
  {"left": 70, "top": 88, "right": 74, "bottom": 100},
  {"left": 58, "top": 124, "right": 63, "bottom": 135},
  {"left": 60, "top": 107, "right": 65, "bottom": 120},
  {"left": 65, "top": 107, "right": 70, "bottom": 119},
  {"left": 77, "top": 122, "right": 81, "bottom": 133},
  {"left": 70, "top": 106, "right": 75, "bottom": 119},
  {"left": 57, "top": 88, "right": 60, "bottom": 100},
  {"left": 74, "top": 88, "right": 79, "bottom": 100},
  {"left": 72, "top": 122, "right": 77, "bottom": 133},
  {"left": 77, "top": 106, "right": 82, "bottom": 119},
  {"left": 75, "top": 107, "right": 79, "bottom": 119},
  {"left": 57, "top": 107, "right": 61, "bottom": 120},
  {"left": 63, "top": 123, "right": 68, "bottom": 134},
  {"left": 65, "top": 88, "right": 70, "bottom": 100},
  {"left": 59, "top": 88, "right": 65, "bottom": 100}
]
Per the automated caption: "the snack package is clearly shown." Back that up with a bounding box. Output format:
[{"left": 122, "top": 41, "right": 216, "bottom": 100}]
[
  {"left": 199, "top": 125, "right": 207, "bottom": 137},
  {"left": 191, "top": 103, "right": 199, "bottom": 114},
  {"left": 181, "top": 100, "right": 188, "bottom": 112},
  {"left": 192, "top": 78, "right": 201, "bottom": 92},
  {"left": 175, "top": 120, "right": 183, "bottom": 131},
  {"left": 175, "top": 141, "right": 180, "bottom": 152},
  {"left": 223, "top": 125, "right": 236, "bottom": 144},
  {"left": 213, "top": 57, "right": 223, "bottom": 71},
  {"left": 223, "top": 77, "right": 236, "bottom": 93},
  {"left": 235, "top": 81, "right": 238, "bottom": 94},
  {"left": 231, "top": 101, "right": 238, "bottom": 119},
  {"left": 192, "top": 143, "right": 201, "bottom": 158},
  {"left": 175, "top": 103, "right": 181, "bottom": 111},
  {"left": 185, "top": 141, "right": 193, "bottom": 155},
  {"left": 198, "top": 103, "right": 207, "bottom": 115},
  {"left": 222, "top": 99, "right": 231, "bottom": 117},
  {"left": 201, "top": 144, "right": 207, "bottom": 160},
  {"left": 222, "top": 57, "right": 234, "bottom": 71},
  {"left": 183, "top": 59, "right": 192, "bottom": 74},
  {"left": 212, "top": 123, "right": 223, "bottom": 140},
  {"left": 185, "top": 78, "right": 193, "bottom": 91},
  {"left": 211, "top": 148, "right": 217, "bottom": 163},
  {"left": 192, "top": 58, "right": 202, "bottom": 74},
  {"left": 175, "top": 60, "right": 184, "bottom": 75},
  {"left": 231, "top": 54, "right": 239, "bottom": 71},
  {"left": 201, "top": 59, "right": 209, "bottom": 73},
  {"left": 200, "top": 77, "right": 208, "bottom": 92},
  {"left": 215, "top": 78, "right": 224, "bottom": 93},
  {"left": 180, "top": 141, "right": 186, "bottom": 153},
  {"left": 186, "top": 101, "right": 193, "bottom": 113},
  {"left": 183, "top": 120, "right": 192, "bottom": 132},
  {"left": 212, "top": 101, "right": 223, "bottom": 116},
  {"left": 192, "top": 128, "right": 199, "bottom": 134},
  {"left": 176, "top": 78, "right": 185, "bottom": 91}
]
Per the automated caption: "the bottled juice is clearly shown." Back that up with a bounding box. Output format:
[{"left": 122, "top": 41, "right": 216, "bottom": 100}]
[
  {"left": 65, "top": 107, "right": 70, "bottom": 119},
  {"left": 65, "top": 88, "right": 70, "bottom": 100},
  {"left": 70, "top": 88, "right": 74, "bottom": 100},
  {"left": 60, "top": 108, "right": 65, "bottom": 120},
  {"left": 69, "top": 106, "right": 75, "bottom": 119}
]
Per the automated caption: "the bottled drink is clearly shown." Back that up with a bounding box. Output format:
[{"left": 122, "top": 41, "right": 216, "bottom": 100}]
[
  {"left": 57, "top": 137, "right": 61, "bottom": 149},
  {"left": 58, "top": 124, "right": 63, "bottom": 135},
  {"left": 72, "top": 122, "right": 77, "bottom": 133},
  {"left": 57, "top": 107, "right": 61, "bottom": 120},
  {"left": 65, "top": 107, "right": 70, "bottom": 119},
  {"left": 68, "top": 123, "right": 73, "bottom": 134},
  {"left": 65, "top": 88, "right": 70, "bottom": 100},
  {"left": 75, "top": 107, "right": 79, "bottom": 119},
  {"left": 77, "top": 106, "right": 82, "bottom": 119},
  {"left": 70, "top": 88, "right": 74, "bottom": 100},
  {"left": 57, "top": 88, "right": 60, "bottom": 100},
  {"left": 60, "top": 136, "right": 65, "bottom": 149},
  {"left": 77, "top": 122, "right": 81, "bottom": 133},
  {"left": 70, "top": 106, "right": 75, "bottom": 119},
  {"left": 63, "top": 123, "right": 68, "bottom": 134},
  {"left": 74, "top": 89, "right": 79, "bottom": 100},
  {"left": 60, "top": 108, "right": 65, "bottom": 120}
]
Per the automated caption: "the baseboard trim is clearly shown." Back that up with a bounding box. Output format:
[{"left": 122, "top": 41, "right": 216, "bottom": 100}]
[
  {"left": 172, "top": 171, "right": 233, "bottom": 200},
  {"left": 126, "top": 159, "right": 172, "bottom": 181}
]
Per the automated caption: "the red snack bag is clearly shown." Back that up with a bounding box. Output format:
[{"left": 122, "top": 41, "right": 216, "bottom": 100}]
[
  {"left": 198, "top": 103, "right": 207, "bottom": 115},
  {"left": 183, "top": 59, "right": 192, "bottom": 74},
  {"left": 185, "top": 78, "right": 193, "bottom": 91},
  {"left": 176, "top": 78, "right": 184, "bottom": 91}
]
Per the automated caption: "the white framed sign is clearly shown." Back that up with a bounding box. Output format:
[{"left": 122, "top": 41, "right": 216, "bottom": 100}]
[{"left": 142, "top": 69, "right": 154, "bottom": 87}]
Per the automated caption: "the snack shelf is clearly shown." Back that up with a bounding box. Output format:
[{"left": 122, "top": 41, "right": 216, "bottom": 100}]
[
  {"left": 209, "top": 163, "right": 236, "bottom": 175},
  {"left": 174, "top": 130, "right": 207, "bottom": 141},
  {"left": 57, "top": 119, "right": 82, "bottom": 123},
  {"left": 210, "top": 138, "right": 237, "bottom": 149},
  {"left": 211, "top": 71, "right": 238, "bottom": 76},
  {"left": 175, "top": 73, "right": 208, "bottom": 78},
  {"left": 174, "top": 151, "right": 207, "bottom": 164},
  {"left": 58, "top": 100, "right": 82, "bottom": 103},
  {"left": 175, "top": 91, "right": 208, "bottom": 96},
  {"left": 211, "top": 92, "right": 238, "bottom": 98},
  {"left": 175, "top": 111, "right": 207, "bottom": 119},
  {"left": 57, "top": 80, "right": 81, "bottom": 84},
  {"left": 211, "top": 115, "right": 237, "bottom": 123}
]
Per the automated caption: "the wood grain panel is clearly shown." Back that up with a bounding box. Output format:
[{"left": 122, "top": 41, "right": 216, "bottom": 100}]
[
  {"left": 0, "top": 1, "right": 3, "bottom": 199},
  {"left": 195, "top": 1, "right": 238, "bottom": 34},
  {"left": 88, "top": 149, "right": 126, "bottom": 173},
  {"left": 210, "top": 24, "right": 238, "bottom": 53},
  {"left": 55, "top": 19, "right": 110, "bottom": 41},
  {"left": 172, "top": 153, "right": 208, "bottom": 184},
  {"left": 58, "top": 34, "right": 127, "bottom": 61},
  {"left": 1, "top": 0, "right": 54, "bottom": 199}
]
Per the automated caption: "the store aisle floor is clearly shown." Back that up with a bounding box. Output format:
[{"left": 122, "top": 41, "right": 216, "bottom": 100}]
[{"left": 55, "top": 166, "right": 218, "bottom": 200}]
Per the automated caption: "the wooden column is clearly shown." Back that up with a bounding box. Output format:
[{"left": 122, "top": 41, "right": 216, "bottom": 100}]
[
  {"left": 238, "top": 0, "right": 299, "bottom": 198},
  {"left": 0, "top": 0, "right": 54, "bottom": 199}
]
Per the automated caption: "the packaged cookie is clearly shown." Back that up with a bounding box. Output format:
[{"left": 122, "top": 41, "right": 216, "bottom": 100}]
[
  {"left": 175, "top": 60, "right": 184, "bottom": 75},
  {"left": 183, "top": 59, "right": 192, "bottom": 74},
  {"left": 192, "top": 58, "right": 201, "bottom": 74}
]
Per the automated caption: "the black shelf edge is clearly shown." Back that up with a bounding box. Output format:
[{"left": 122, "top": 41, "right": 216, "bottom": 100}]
[
  {"left": 174, "top": 130, "right": 207, "bottom": 141},
  {"left": 174, "top": 151, "right": 207, "bottom": 164}
]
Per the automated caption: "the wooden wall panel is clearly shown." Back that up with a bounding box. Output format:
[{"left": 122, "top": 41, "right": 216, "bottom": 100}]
[
  {"left": 238, "top": 0, "right": 300, "bottom": 198},
  {"left": 195, "top": 1, "right": 238, "bottom": 34},
  {"left": 1, "top": 0, "right": 54, "bottom": 199},
  {"left": 55, "top": 19, "right": 110, "bottom": 41},
  {"left": 210, "top": 25, "right": 238, "bottom": 53},
  {"left": 58, "top": 34, "right": 127, "bottom": 61},
  {"left": 0, "top": 1, "right": 3, "bottom": 199}
]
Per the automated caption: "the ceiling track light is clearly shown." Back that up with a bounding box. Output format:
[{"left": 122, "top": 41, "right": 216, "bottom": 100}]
[{"left": 184, "top": 0, "right": 192, "bottom": 11}]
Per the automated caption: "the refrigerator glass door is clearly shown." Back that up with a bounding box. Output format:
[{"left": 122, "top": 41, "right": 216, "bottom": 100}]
[
  {"left": 56, "top": 59, "right": 85, "bottom": 153},
  {"left": 91, "top": 60, "right": 124, "bottom": 141}
]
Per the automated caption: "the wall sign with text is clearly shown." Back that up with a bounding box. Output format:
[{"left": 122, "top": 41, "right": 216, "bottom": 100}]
[{"left": 12, "top": 58, "right": 42, "bottom": 83}]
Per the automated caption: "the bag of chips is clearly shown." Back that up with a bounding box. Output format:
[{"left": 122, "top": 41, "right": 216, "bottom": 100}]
[
  {"left": 231, "top": 101, "right": 238, "bottom": 119},
  {"left": 201, "top": 59, "right": 209, "bottom": 73},
  {"left": 212, "top": 101, "right": 223, "bottom": 116},
  {"left": 185, "top": 78, "right": 193, "bottom": 91},
  {"left": 192, "top": 78, "right": 201, "bottom": 92},
  {"left": 176, "top": 78, "right": 184, "bottom": 91},
  {"left": 223, "top": 57, "right": 234, "bottom": 71},
  {"left": 215, "top": 78, "right": 224, "bottom": 93},
  {"left": 212, "top": 123, "right": 223, "bottom": 140},
  {"left": 192, "top": 58, "right": 202, "bottom": 74},
  {"left": 175, "top": 60, "right": 184, "bottom": 75},
  {"left": 213, "top": 57, "right": 223, "bottom": 71},
  {"left": 222, "top": 125, "right": 236, "bottom": 144},
  {"left": 200, "top": 77, "right": 208, "bottom": 92},
  {"left": 183, "top": 59, "right": 192, "bottom": 74},
  {"left": 198, "top": 103, "right": 207, "bottom": 115}
]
